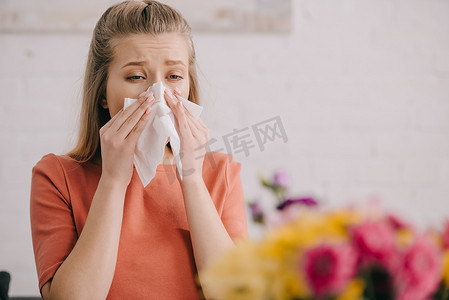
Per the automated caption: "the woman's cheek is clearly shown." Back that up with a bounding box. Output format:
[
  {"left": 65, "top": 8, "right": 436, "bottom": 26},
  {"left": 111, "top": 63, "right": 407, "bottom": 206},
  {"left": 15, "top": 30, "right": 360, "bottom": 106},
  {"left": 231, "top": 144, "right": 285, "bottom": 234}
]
[
  {"left": 108, "top": 97, "right": 124, "bottom": 118},
  {"left": 182, "top": 85, "right": 189, "bottom": 99},
  {"left": 164, "top": 81, "right": 177, "bottom": 91},
  {"left": 177, "top": 82, "right": 190, "bottom": 99}
]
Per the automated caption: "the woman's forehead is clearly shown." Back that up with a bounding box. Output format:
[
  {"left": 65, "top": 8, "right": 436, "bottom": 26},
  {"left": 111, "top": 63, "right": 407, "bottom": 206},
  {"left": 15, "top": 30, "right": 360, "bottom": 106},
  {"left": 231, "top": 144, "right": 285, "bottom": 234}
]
[{"left": 112, "top": 33, "right": 189, "bottom": 67}]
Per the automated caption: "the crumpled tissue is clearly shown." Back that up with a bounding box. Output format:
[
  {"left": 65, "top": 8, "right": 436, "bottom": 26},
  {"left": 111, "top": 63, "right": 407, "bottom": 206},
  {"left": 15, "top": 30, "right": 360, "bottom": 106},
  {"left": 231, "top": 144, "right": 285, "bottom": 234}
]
[{"left": 123, "top": 81, "right": 203, "bottom": 187}]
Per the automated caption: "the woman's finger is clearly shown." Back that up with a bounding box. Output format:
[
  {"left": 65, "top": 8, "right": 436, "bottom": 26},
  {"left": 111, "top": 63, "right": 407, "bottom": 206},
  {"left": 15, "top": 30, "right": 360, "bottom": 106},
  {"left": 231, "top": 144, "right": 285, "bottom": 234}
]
[
  {"left": 110, "top": 91, "right": 153, "bottom": 133},
  {"left": 174, "top": 100, "right": 192, "bottom": 137},
  {"left": 164, "top": 89, "right": 189, "bottom": 134},
  {"left": 166, "top": 89, "right": 203, "bottom": 133},
  {"left": 197, "top": 118, "right": 208, "bottom": 130},
  {"left": 195, "top": 117, "right": 210, "bottom": 136},
  {"left": 117, "top": 97, "right": 155, "bottom": 139},
  {"left": 100, "top": 107, "right": 123, "bottom": 135},
  {"left": 185, "top": 115, "right": 200, "bottom": 138},
  {"left": 164, "top": 89, "right": 177, "bottom": 110},
  {"left": 126, "top": 106, "right": 153, "bottom": 143},
  {"left": 186, "top": 114, "right": 208, "bottom": 140},
  {"left": 173, "top": 88, "right": 197, "bottom": 120}
]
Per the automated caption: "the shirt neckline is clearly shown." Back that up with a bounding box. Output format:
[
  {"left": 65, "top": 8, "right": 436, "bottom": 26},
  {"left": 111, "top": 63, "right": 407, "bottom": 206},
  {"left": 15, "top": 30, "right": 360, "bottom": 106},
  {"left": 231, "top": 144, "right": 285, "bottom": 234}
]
[{"left": 156, "top": 163, "right": 177, "bottom": 172}]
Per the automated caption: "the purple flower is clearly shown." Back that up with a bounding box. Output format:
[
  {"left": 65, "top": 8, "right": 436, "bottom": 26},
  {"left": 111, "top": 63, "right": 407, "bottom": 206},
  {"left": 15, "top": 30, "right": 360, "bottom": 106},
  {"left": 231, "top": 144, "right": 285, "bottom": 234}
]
[
  {"left": 249, "top": 201, "right": 265, "bottom": 224},
  {"left": 276, "top": 197, "right": 318, "bottom": 210},
  {"left": 273, "top": 171, "right": 290, "bottom": 189}
]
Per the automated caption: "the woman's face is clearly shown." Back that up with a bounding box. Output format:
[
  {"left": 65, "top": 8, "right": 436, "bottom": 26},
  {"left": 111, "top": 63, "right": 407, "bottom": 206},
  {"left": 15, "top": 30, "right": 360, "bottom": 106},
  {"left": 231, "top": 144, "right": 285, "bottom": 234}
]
[{"left": 104, "top": 33, "right": 190, "bottom": 117}]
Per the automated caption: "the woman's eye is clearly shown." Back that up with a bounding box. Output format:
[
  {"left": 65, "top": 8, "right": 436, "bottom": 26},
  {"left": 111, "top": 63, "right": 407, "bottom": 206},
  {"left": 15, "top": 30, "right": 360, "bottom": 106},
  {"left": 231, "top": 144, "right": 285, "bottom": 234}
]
[
  {"left": 126, "top": 75, "right": 145, "bottom": 81},
  {"left": 168, "top": 74, "right": 183, "bottom": 80}
]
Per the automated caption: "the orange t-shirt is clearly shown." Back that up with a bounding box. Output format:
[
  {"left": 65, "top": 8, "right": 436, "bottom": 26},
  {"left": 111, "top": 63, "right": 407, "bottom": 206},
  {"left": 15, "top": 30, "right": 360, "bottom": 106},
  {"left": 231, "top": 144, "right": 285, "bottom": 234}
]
[{"left": 30, "top": 152, "right": 247, "bottom": 299}]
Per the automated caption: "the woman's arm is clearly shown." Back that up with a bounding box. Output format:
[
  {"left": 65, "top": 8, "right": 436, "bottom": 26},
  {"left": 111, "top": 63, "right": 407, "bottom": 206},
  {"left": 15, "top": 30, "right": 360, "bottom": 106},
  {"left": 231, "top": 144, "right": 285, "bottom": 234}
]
[
  {"left": 42, "top": 178, "right": 127, "bottom": 300},
  {"left": 165, "top": 89, "right": 237, "bottom": 272},
  {"left": 41, "top": 93, "right": 154, "bottom": 300},
  {"left": 180, "top": 176, "right": 236, "bottom": 271}
]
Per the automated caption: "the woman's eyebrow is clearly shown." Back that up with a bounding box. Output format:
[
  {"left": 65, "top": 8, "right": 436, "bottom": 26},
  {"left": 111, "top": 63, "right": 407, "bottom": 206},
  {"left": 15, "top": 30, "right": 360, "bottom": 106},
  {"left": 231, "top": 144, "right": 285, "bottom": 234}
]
[
  {"left": 120, "top": 60, "right": 186, "bottom": 69},
  {"left": 165, "top": 60, "right": 186, "bottom": 67},
  {"left": 121, "top": 61, "right": 146, "bottom": 69}
]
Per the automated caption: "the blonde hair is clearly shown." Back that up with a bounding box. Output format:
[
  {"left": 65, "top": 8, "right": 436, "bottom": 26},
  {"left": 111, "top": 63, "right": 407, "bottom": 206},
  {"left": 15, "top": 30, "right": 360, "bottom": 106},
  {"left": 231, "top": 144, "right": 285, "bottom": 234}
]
[{"left": 68, "top": 0, "right": 198, "bottom": 163}]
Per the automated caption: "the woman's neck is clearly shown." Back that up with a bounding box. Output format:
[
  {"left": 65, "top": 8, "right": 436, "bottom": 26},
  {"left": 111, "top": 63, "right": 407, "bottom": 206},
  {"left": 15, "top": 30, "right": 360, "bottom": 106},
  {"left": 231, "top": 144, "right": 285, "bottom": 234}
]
[{"left": 161, "top": 144, "right": 175, "bottom": 165}]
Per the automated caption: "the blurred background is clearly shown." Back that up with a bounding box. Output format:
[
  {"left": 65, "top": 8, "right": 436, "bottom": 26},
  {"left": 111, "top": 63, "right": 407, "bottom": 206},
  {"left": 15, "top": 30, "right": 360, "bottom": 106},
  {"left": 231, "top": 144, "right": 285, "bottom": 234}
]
[{"left": 0, "top": 0, "right": 448, "bottom": 296}]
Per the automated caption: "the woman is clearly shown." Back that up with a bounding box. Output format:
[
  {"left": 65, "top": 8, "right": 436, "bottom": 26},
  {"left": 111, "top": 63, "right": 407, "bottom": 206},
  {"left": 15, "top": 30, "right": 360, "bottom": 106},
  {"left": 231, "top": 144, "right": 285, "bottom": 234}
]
[{"left": 30, "top": 1, "right": 248, "bottom": 299}]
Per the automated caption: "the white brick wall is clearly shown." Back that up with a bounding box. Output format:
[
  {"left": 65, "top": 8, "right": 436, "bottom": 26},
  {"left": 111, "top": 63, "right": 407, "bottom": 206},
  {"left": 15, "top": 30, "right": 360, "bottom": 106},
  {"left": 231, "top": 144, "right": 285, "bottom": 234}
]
[{"left": 1, "top": 0, "right": 449, "bottom": 296}]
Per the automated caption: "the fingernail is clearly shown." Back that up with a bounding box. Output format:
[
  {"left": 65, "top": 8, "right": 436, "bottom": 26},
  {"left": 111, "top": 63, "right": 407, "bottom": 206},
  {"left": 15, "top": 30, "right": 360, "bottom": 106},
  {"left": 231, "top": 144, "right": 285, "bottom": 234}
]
[
  {"left": 146, "top": 107, "right": 152, "bottom": 114},
  {"left": 139, "top": 91, "right": 147, "bottom": 98},
  {"left": 174, "top": 87, "right": 181, "bottom": 94}
]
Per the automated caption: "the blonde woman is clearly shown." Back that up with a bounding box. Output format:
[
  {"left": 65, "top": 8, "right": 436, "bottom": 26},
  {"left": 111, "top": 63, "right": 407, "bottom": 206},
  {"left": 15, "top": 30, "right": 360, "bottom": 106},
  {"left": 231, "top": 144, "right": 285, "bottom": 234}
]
[{"left": 30, "top": 1, "right": 247, "bottom": 299}]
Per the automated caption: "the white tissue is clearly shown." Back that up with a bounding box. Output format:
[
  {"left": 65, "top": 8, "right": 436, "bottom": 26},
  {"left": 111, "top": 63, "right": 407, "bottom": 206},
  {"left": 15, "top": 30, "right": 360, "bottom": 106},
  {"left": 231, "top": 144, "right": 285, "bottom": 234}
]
[{"left": 123, "top": 81, "right": 203, "bottom": 187}]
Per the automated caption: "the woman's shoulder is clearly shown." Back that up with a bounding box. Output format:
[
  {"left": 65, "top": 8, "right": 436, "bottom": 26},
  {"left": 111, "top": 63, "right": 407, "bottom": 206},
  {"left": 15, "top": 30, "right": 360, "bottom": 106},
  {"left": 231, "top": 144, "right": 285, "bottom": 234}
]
[
  {"left": 34, "top": 153, "right": 80, "bottom": 171},
  {"left": 33, "top": 153, "right": 98, "bottom": 179}
]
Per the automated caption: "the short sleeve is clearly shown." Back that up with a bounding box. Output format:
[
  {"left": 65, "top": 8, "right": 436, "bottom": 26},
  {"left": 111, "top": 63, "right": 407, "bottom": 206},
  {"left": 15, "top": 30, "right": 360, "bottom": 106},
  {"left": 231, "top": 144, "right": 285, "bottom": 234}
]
[
  {"left": 221, "top": 156, "right": 248, "bottom": 241},
  {"left": 30, "top": 154, "right": 77, "bottom": 291}
]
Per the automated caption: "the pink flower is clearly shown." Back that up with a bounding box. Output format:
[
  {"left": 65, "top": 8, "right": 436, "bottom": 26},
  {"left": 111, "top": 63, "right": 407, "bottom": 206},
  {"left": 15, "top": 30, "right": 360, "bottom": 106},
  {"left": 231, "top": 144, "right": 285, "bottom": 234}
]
[
  {"left": 395, "top": 237, "right": 441, "bottom": 300},
  {"left": 303, "top": 244, "right": 356, "bottom": 297},
  {"left": 385, "top": 213, "right": 408, "bottom": 231},
  {"left": 352, "top": 221, "right": 395, "bottom": 267}
]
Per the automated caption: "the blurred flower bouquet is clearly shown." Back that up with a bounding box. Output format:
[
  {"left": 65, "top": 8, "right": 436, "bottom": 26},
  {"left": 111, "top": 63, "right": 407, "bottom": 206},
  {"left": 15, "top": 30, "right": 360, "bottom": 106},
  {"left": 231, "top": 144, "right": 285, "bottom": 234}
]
[{"left": 201, "top": 172, "right": 449, "bottom": 300}]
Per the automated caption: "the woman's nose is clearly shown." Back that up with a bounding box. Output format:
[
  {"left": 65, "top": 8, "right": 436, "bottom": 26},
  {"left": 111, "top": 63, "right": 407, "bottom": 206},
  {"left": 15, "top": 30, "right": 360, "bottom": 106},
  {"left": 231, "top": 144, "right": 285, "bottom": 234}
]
[{"left": 149, "top": 74, "right": 163, "bottom": 86}]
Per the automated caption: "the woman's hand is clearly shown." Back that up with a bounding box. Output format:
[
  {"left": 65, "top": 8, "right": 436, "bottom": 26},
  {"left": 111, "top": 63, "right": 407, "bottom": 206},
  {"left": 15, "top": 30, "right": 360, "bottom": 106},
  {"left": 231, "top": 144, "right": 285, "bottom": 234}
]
[
  {"left": 100, "top": 91, "right": 155, "bottom": 186},
  {"left": 165, "top": 88, "right": 210, "bottom": 182}
]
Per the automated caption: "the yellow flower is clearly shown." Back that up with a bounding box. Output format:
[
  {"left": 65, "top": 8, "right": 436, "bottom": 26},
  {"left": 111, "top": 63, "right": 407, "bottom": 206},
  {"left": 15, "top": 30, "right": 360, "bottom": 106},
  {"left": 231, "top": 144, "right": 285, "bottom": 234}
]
[
  {"left": 335, "top": 279, "right": 365, "bottom": 300},
  {"left": 328, "top": 209, "right": 363, "bottom": 229},
  {"left": 200, "top": 241, "right": 267, "bottom": 300},
  {"left": 200, "top": 240, "right": 310, "bottom": 300},
  {"left": 443, "top": 250, "right": 449, "bottom": 287},
  {"left": 396, "top": 228, "right": 414, "bottom": 248}
]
